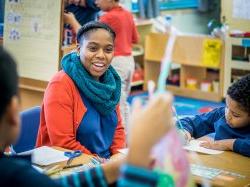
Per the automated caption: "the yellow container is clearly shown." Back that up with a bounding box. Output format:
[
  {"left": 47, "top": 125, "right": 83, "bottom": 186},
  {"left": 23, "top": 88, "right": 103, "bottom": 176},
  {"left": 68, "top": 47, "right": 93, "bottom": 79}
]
[{"left": 186, "top": 78, "right": 198, "bottom": 90}]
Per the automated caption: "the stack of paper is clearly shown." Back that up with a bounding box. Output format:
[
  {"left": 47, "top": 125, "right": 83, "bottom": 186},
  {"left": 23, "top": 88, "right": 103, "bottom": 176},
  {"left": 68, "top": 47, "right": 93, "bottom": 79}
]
[{"left": 19, "top": 146, "right": 68, "bottom": 166}]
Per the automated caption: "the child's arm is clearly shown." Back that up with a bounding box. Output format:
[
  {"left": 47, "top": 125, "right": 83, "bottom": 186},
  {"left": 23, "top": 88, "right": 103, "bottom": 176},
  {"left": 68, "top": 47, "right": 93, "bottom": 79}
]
[
  {"left": 233, "top": 138, "right": 250, "bottom": 157},
  {"left": 200, "top": 138, "right": 250, "bottom": 157},
  {"left": 64, "top": 12, "right": 81, "bottom": 33},
  {"left": 179, "top": 107, "right": 224, "bottom": 139},
  {"left": 200, "top": 139, "right": 235, "bottom": 151}
]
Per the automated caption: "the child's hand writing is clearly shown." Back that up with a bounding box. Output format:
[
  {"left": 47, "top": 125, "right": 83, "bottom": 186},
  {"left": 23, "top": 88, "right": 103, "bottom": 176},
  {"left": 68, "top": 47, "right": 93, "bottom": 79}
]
[{"left": 178, "top": 129, "right": 192, "bottom": 145}]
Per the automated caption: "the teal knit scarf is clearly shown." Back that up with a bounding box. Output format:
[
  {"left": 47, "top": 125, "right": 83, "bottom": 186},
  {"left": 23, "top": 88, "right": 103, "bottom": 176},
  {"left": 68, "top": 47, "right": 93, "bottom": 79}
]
[{"left": 61, "top": 52, "right": 121, "bottom": 116}]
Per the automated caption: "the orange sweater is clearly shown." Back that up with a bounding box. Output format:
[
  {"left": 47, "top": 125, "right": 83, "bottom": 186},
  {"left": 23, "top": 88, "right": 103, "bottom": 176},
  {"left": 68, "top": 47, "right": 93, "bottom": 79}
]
[{"left": 36, "top": 71, "right": 125, "bottom": 155}]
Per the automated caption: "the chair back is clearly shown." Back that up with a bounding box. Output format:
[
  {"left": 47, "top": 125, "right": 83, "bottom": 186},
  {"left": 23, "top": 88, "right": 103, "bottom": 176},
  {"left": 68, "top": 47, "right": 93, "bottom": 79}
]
[{"left": 12, "top": 106, "right": 41, "bottom": 153}]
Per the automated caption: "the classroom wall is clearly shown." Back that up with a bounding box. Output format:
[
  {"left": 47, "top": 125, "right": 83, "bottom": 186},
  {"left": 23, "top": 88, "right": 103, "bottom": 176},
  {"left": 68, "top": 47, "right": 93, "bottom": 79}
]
[
  {"left": 161, "top": 1, "right": 220, "bottom": 34},
  {"left": 163, "top": 9, "right": 213, "bottom": 34},
  {"left": 221, "top": 0, "right": 250, "bottom": 32},
  {"left": 136, "top": 1, "right": 220, "bottom": 47}
]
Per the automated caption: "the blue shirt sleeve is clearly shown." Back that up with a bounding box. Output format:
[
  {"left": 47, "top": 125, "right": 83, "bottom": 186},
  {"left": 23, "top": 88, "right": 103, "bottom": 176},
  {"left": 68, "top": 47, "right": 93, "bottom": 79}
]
[
  {"left": 56, "top": 164, "right": 159, "bottom": 187},
  {"left": 233, "top": 138, "right": 250, "bottom": 157},
  {"left": 179, "top": 107, "right": 225, "bottom": 138},
  {"left": 118, "top": 164, "right": 159, "bottom": 187},
  {"left": 55, "top": 166, "right": 107, "bottom": 187}
]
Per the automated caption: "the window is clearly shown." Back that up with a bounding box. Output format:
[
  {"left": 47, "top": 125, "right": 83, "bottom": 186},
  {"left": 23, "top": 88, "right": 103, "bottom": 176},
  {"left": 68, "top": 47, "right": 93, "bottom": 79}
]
[{"left": 131, "top": 0, "right": 198, "bottom": 13}]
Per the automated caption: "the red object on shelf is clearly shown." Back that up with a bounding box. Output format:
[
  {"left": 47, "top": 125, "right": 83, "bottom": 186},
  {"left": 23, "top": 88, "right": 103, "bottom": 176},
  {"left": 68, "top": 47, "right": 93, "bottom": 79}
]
[
  {"left": 132, "top": 68, "right": 144, "bottom": 82},
  {"left": 132, "top": 62, "right": 144, "bottom": 83},
  {"left": 230, "top": 32, "right": 250, "bottom": 37}
]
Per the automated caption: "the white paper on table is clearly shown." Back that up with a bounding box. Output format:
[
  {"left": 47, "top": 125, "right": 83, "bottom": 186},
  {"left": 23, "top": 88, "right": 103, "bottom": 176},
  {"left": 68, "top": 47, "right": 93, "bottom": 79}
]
[
  {"left": 18, "top": 146, "right": 68, "bottom": 166},
  {"left": 183, "top": 140, "right": 224, "bottom": 155},
  {"left": 118, "top": 148, "right": 129, "bottom": 155}
]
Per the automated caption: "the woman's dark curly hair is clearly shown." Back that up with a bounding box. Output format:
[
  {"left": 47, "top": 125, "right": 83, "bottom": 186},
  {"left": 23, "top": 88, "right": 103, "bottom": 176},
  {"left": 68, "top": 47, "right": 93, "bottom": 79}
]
[
  {"left": 227, "top": 74, "right": 250, "bottom": 113},
  {"left": 77, "top": 21, "right": 116, "bottom": 45}
]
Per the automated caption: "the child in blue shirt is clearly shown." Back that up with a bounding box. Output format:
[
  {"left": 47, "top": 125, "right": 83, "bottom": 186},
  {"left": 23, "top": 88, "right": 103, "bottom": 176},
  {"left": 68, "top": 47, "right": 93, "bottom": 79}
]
[{"left": 179, "top": 74, "right": 250, "bottom": 157}]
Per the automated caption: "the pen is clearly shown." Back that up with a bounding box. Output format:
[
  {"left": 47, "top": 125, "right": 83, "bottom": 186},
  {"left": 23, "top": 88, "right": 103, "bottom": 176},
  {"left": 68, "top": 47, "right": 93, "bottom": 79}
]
[
  {"left": 172, "top": 106, "right": 184, "bottom": 130},
  {"left": 63, "top": 163, "right": 83, "bottom": 169}
]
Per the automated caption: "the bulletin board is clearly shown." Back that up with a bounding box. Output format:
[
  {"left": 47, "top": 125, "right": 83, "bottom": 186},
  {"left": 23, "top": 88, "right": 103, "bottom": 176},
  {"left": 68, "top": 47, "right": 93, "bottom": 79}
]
[
  {"left": 3, "top": 0, "right": 63, "bottom": 82},
  {"left": 221, "top": 0, "right": 250, "bottom": 32}
]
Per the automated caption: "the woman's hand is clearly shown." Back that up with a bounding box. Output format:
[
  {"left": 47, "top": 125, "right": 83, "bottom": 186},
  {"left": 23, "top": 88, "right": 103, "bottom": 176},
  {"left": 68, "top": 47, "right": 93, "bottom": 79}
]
[{"left": 110, "top": 153, "right": 124, "bottom": 161}]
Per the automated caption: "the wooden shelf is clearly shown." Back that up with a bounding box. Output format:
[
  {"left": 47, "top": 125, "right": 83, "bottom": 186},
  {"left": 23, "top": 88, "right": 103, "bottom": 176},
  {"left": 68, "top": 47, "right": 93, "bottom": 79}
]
[
  {"left": 231, "top": 37, "right": 250, "bottom": 45},
  {"left": 131, "top": 80, "right": 144, "bottom": 87},
  {"left": 231, "top": 60, "right": 250, "bottom": 70},
  {"left": 19, "top": 77, "right": 47, "bottom": 92},
  {"left": 135, "top": 19, "right": 153, "bottom": 27},
  {"left": 144, "top": 33, "right": 224, "bottom": 101},
  {"left": 231, "top": 37, "right": 243, "bottom": 45},
  {"left": 223, "top": 36, "right": 250, "bottom": 96},
  {"left": 166, "top": 85, "right": 221, "bottom": 102},
  {"left": 19, "top": 84, "right": 45, "bottom": 92},
  {"left": 173, "top": 62, "right": 221, "bottom": 70}
]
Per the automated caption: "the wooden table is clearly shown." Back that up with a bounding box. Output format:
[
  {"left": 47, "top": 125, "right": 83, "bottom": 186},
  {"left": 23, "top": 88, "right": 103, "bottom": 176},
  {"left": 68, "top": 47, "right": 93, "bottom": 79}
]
[
  {"left": 49, "top": 147, "right": 249, "bottom": 186},
  {"left": 189, "top": 151, "right": 250, "bottom": 187}
]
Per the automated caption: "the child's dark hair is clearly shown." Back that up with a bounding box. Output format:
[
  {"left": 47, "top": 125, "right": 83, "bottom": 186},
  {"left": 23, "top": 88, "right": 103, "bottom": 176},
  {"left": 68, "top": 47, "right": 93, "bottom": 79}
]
[
  {"left": 0, "top": 47, "right": 18, "bottom": 118},
  {"left": 77, "top": 21, "right": 116, "bottom": 45},
  {"left": 227, "top": 74, "right": 250, "bottom": 113}
]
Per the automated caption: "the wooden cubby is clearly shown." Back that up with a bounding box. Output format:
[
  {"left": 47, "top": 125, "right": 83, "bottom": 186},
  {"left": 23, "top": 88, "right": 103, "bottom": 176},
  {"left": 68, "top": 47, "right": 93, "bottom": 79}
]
[
  {"left": 144, "top": 33, "right": 224, "bottom": 102},
  {"left": 223, "top": 36, "right": 250, "bottom": 96}
]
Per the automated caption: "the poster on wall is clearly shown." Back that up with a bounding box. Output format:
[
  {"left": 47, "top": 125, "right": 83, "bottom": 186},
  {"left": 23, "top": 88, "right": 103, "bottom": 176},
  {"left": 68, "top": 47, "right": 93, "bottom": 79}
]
[
  {"left": 3, "top": 0, "right": 62, "bottom": 81},
  {"left": 233, "top": 0, "right": 250, "bottom": 20}
]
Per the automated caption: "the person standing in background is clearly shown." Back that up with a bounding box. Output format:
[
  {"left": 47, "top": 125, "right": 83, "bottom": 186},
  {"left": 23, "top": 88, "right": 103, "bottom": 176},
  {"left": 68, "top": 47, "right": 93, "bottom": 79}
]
[
  {"left": 96, "top": 0, "right": 139, "bottom": 130},
  {"left": 64, "top": 0, "right": 100, "bottom": 33}
]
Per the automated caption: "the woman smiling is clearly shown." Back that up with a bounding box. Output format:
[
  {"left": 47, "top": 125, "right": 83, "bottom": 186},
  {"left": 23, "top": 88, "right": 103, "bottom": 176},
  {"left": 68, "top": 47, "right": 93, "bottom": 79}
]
[{"left": 36, "top": 21, "right": 125, "bottom": 159}]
